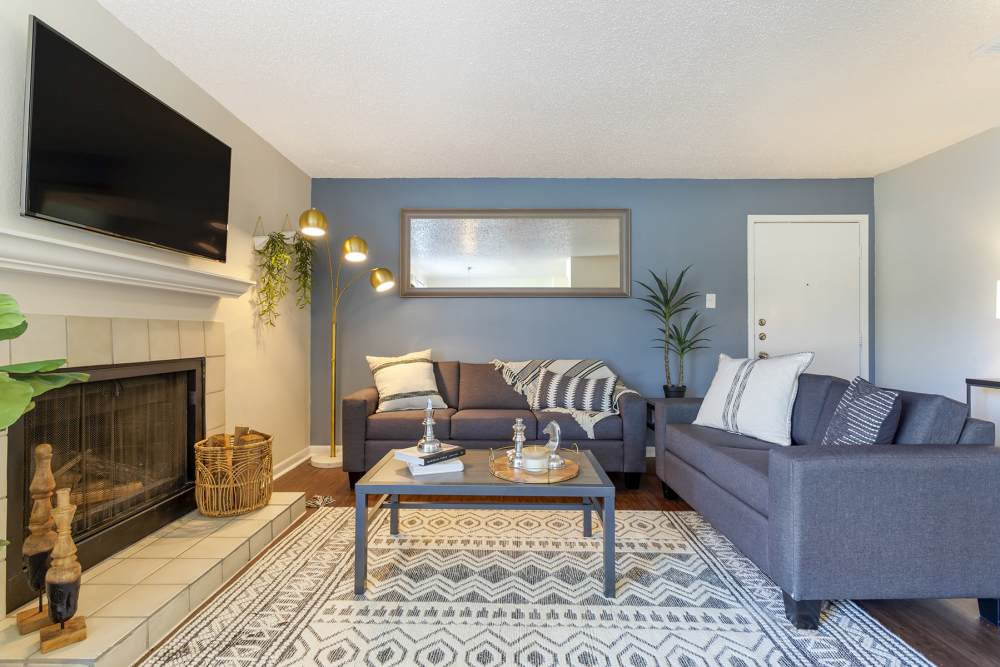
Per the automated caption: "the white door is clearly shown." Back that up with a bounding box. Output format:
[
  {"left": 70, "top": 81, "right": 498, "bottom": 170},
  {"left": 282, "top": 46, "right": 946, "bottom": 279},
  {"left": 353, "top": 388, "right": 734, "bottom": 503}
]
[{"left": 748, "top": 216, "right": 869, "bottom": 379}]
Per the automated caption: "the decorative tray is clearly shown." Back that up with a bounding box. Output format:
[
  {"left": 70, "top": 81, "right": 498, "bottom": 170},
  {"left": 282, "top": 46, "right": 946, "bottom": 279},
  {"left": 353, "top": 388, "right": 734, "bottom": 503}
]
[{"left": 488, "top": 444, "right": 581, "bottom": 484}]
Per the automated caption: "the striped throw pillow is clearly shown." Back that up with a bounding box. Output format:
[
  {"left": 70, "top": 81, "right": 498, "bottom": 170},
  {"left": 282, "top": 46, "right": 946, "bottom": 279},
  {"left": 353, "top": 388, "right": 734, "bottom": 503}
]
[
  {"left": 821, "top": 377, "right": 901, "bottom": 446},
  {"left": 693, "top": 352, "right": 814, "bottom": 446},
  {"left": 366, "top": 349, "right": 447, "bottom": 413},
  {"left": 531, "top": 367, "right": 617, "bottom": 412}
]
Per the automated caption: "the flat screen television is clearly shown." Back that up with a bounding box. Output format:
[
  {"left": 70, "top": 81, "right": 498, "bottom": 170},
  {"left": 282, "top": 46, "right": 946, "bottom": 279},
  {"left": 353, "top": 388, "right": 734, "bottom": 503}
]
[{"left": 21, "top": 17, "right": 231, "bottom": 262}]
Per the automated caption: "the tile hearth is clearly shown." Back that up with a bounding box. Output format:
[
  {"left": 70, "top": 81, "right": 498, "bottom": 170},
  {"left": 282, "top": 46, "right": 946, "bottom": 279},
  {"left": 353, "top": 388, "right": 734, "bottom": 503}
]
[{"left": 0, "top": 492, "right": 305, "bottom": 666}]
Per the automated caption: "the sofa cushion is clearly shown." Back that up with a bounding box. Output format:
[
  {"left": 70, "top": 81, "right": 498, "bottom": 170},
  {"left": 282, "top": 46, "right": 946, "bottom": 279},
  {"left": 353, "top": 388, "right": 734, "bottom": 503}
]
[
  {"left": 367, "top": 408, "right": 456, "bottom": 440},
  {"left": 458, "top": 363, "right": 530, "bottom": 410},
  {"left": 820, "top": 377, "right": 902, "bottom": 446},
  {"left": 367, "top": 349, "right": 447, "bottom": 412},
  {"left": 664, "top": 423, "right": 773, "bottom": 515},
  {"left": 893, "top": 389, "right": 968, "bottom": 444},
  {"left": 451, "top": 409, "right": 536, "bottom": 440},
  {"left": 791, "top": 374, "right": 848, "bottom": 445},
  {"left": 534, "top": 411, "right": 623, "bottom": 440},
  {"left": 531, "top": 368, "right": 616, "bottom": 412},
  {"left": 694, "top": 352, "right": 814, "bottom": 446},
  {"left": 434, "top": 361, "right": 461, "bottom": 408}
]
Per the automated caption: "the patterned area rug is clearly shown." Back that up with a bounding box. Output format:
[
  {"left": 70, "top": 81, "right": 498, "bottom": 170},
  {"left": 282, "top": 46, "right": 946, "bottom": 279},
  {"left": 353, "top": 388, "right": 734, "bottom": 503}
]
[{"left": 143, "top": 508, "right": 930, "bottom": 666}]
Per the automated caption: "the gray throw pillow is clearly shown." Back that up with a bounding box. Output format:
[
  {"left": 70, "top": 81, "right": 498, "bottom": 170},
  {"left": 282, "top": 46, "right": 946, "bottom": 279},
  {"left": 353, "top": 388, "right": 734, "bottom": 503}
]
[{"left": 821, "top": 376, "right": 902, "bottom": 446}]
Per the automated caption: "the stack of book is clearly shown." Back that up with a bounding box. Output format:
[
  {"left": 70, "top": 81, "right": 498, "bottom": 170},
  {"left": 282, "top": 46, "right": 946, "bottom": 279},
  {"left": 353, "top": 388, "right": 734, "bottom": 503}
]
[{"left": 394, "top": 443, "right": 466, "bottom": 476}]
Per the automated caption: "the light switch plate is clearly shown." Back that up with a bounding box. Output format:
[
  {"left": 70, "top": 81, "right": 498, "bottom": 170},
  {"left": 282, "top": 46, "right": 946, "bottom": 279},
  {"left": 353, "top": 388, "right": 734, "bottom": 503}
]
[{"left": 706, "top": 293, "right": 716, "bottom": 309}]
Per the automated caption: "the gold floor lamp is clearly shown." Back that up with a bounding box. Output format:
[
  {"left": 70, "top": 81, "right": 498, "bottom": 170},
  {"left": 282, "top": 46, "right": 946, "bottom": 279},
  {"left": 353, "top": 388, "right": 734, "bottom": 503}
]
[{"left": 299, "top": 207, "right": 395, "bottom": 468}]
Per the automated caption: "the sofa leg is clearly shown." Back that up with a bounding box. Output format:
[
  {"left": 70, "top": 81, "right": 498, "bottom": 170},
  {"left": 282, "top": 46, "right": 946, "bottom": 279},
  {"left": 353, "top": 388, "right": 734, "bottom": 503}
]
[
  {"left": 979, "top": 598, "right": 1000, "bottom": 627},
  {"left": 661, "top": 481, "right": 680, "bottom": 500},
  {"left": 623, "top": 473, "right": 641, "bottom": 489},
  {"left": 782, "top": 591, "right": 823, "bottom": 630},
  {"left": 348, "top": 471, "right": 364, "bottom": 490}
]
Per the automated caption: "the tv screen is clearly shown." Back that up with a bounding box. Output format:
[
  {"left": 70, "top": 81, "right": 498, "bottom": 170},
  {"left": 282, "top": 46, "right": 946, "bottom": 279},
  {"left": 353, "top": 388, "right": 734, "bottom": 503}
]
[{"left": 22, "top": 18, "right": 231, "bottom": 262}]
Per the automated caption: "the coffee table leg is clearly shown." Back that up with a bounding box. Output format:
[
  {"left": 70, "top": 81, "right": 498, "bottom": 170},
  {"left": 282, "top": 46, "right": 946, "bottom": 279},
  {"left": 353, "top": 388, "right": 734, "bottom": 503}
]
[
  {"left": 389, "top": 494, "right": 399, "bottom": 535},
  {"left": 354, "top": 490, "right": 367, "bottom": 594},
  {"left": 603, "top": 494, "right": 615, "bottom": 597},
  {"left": 582, "top": 497, "right": 592, "bottom": 537}
]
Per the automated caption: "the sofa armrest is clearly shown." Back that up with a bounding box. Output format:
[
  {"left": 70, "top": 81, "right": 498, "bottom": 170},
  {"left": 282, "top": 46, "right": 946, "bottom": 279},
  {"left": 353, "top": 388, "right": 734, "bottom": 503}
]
[
  {"left": 618, "top": 393, "right": 648, "bottom": 473},
  {"left": 768, "top": 444, "right": 1000, "bottom": 601},
  {"left": 652, "top": 397, "right": 703, "bottom": 458},
  {"left": 342, "top": 386, "right": 379, "bottom": 472}
]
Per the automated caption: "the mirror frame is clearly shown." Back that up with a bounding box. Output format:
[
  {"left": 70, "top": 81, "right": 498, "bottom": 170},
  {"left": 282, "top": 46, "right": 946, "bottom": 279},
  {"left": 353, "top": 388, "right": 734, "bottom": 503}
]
[{"left": 400, "top": 208, "right": 631, "bottom": 297}]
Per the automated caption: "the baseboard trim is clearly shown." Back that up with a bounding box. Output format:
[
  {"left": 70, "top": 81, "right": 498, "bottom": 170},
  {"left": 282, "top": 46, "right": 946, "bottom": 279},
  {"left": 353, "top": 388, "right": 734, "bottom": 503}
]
[{"left": 274, "top": 447, "right": 311, "bottom": 479}]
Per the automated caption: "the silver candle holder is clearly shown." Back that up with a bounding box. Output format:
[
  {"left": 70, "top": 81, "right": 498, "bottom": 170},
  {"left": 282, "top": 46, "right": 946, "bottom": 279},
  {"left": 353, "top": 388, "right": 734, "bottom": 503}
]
[
  {"left": 416, "top": 397, "right": 442, "bottom": 453},
  {"left": 508, "top": 417, "right": 527, "bottom": 468}
]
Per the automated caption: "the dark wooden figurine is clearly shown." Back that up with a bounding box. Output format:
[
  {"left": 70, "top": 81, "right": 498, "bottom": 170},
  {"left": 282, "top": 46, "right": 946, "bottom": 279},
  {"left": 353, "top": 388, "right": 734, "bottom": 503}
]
[
  {"left": 16, "top": 443, "right": 57, "bottom": 635},
  {"left": 40, "top": 488, "right": 86, "bottom": 653}
]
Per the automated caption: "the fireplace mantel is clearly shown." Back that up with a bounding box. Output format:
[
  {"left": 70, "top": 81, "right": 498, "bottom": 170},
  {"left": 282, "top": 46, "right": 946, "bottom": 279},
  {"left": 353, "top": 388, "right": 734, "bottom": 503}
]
[{"left": 0, "top": 226, "right": 254, "bottom": 298}]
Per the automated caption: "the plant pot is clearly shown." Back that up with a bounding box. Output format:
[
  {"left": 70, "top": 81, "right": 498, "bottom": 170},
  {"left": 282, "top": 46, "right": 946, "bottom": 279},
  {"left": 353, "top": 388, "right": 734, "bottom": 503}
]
[{"left": 663, "top": 385, "right": 687, "bottom": 398}]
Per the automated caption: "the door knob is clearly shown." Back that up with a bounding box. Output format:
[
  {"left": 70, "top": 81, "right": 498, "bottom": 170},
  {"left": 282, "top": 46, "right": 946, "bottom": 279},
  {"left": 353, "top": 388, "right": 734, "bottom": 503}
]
[
  {"left": 758, "top": 318, "right": 766, "bottom": 326},
  {"left": 758, "top": 332, "right": 767, "bottom": 340},
  {"left": 758, "top": 352, "right": 769, "bottom": 359}
]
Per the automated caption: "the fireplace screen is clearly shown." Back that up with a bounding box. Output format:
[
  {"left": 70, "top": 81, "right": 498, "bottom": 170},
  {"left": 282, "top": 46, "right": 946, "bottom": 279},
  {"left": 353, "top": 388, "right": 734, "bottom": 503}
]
[
  {"left": 6, "top": 359, "right": 202, "bottom": 612},
  {"left": 19, "top": 371, "right": 193, "bottom": 540}
]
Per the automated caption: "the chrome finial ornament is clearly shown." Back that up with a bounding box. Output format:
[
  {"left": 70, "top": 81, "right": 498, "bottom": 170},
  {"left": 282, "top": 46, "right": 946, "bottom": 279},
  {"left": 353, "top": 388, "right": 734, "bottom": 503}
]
[
  {"left": 508, "top": 417, "right": 527, "bottom": 469},
  {"left": 416, "top": 397, "right": 442, "bottom": 453},
  {"left": 542, "top": 420, "right": 566, "bottom": 469}
]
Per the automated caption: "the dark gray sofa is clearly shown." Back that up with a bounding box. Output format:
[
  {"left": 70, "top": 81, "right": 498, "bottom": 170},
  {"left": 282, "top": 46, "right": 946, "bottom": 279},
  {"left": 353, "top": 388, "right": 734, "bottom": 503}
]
[
  {"left": 344, "top": 361, "right": 647, "bottom": 488},
  {"left": 654, "top": 373, "right": 1000, "bottom": 629}
]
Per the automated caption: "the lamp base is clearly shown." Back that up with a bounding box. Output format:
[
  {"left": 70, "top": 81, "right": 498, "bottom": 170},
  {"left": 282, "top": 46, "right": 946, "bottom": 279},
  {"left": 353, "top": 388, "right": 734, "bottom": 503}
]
[{"left": 310, "top": 454, "right": 342, "bottom": 469}]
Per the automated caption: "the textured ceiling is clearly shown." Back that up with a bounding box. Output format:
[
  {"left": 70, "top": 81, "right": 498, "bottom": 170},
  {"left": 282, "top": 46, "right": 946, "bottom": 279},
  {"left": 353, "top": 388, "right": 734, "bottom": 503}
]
[{"left": 98, "top": 0, "right": 1000, "bottom": 178}]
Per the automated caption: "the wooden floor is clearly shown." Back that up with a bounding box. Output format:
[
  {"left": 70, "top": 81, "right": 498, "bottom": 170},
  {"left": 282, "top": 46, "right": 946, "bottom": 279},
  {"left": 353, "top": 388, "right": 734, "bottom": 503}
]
[{"left": 275, "top": 460, "right": 1000, "bottom": 666}]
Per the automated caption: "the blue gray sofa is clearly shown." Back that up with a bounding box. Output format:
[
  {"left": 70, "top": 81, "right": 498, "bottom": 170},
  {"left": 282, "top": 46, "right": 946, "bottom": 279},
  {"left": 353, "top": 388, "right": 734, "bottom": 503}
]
[
  {"left": 343, "top": 362, "right": 648, "bottom": 488},
  {"left": 653, "top": 373, "right": 1000, "bottom": 629}
]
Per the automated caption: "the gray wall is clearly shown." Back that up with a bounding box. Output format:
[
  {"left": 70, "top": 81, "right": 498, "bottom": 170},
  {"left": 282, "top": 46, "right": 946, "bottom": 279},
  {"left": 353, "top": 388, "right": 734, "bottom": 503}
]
[
  {"left": 876, "top": 128, "right": 1000, "bottom": 436},
  {"left": 310, "top": 178, "right": 874, "bottom": 446}
]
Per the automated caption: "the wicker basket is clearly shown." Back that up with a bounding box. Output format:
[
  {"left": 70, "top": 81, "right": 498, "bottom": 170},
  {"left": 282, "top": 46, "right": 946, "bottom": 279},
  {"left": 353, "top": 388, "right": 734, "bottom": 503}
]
[{"left": 194, "top": 429, "right": 273, "bottom": 517}]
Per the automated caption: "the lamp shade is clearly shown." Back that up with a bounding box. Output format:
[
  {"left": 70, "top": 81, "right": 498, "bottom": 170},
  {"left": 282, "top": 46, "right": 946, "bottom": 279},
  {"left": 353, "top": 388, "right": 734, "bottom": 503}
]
[
  {"left": 298, "top": 208, "right": 328, "bottom": 237},
  {"left": 370, "top": 267, "right": 395, "bottom": 292},
  {"left": 342, "top": 235, "right": 369, "bottom": 262}
]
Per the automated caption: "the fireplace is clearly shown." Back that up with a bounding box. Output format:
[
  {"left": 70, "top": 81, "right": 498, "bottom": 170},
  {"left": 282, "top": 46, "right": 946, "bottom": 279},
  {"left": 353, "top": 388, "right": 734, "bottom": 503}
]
[{"left": 5, "top": 358, "right": 203, "bottom": 611}]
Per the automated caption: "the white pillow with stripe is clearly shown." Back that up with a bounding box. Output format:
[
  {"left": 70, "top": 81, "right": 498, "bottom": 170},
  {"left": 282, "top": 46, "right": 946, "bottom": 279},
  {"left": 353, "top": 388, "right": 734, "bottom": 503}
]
[
  {"left": 693, "top": 352, "right": 814, "bottom": 446},
  {"left": 531, "top": 367, "right": 617, "bottom": 412},
  {"left": 366, "top": 349, "right": 447, "bottom": 413}
]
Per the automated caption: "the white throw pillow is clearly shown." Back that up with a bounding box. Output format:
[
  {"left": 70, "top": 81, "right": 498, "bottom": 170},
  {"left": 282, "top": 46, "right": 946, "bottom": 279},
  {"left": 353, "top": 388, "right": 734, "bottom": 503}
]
[
  {"left": 693, "top": 352, "right": 814, "bottom": 446},
  {"left": 366, "top": 349, "right": 447, "bottom": 413}
]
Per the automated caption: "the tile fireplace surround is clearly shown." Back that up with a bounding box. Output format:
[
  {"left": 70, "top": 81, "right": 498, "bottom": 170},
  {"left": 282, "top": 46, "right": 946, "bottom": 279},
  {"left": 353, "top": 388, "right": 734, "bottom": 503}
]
[{"left": 0, "top": 314, "right": 254, "bottom": 664}]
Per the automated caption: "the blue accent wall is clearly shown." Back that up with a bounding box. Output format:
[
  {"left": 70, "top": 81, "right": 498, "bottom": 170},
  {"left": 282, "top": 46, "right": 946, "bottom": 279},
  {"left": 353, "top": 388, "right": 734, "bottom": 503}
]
[{"left": 310, "top": 178, "right": 874, "bottom": 446}]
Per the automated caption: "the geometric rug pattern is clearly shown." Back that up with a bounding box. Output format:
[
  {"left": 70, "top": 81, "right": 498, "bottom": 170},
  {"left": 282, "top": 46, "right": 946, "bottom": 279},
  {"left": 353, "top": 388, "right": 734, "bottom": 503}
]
[{"left": 142, "top": 508, "right": 931, "bottom": 666}]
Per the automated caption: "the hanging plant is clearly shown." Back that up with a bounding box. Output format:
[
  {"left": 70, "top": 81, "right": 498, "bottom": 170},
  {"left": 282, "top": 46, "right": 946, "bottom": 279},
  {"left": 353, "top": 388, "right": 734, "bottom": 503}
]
[
  {"left": 255, "top": 231, "right": 292, "bottom": 326},
  {"left": 291, "top": 232, "right": 313, "bottom": 308}
]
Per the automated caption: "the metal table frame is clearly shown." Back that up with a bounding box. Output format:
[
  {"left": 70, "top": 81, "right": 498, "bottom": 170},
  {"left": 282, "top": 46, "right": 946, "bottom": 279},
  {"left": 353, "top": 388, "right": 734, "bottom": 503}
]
[{"left": 354, "top": 449, "right": 616, "bottom": 597}]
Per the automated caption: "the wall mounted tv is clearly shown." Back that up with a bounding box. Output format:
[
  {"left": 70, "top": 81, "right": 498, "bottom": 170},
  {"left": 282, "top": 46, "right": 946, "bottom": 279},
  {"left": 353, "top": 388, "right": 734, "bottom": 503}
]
[{"left": 21, "top": 17, "right": 231, "bottom": 262}]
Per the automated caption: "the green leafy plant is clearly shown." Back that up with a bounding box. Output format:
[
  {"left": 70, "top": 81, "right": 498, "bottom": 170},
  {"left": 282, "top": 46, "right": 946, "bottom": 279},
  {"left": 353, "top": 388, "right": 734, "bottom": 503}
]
[
  {"left": 668, "top": 311, "right": 713, "bottom": 387},
  {"left": 255, "top": 231, "right": 292, "bottom": 326},
  {"left": 636, "top": 266, "right": 708, "bottom": 387},
  {"left": 0, "top": 294, "right": 89, "bottom": 548},
  {"left": 291, "top": 232, "right": 314, "bottom": 308},
  {"left": 0, "top": 295, "right": 89, "bottom": 428},
  {"left": 254, "top": 229, "right": 315, "bottom": 326}
]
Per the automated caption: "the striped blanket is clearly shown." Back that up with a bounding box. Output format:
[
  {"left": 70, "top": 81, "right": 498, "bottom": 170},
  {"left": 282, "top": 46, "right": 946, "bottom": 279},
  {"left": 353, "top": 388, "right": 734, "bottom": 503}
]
[{"left": 491, "top": 359, "right": 638, "bottom": 438}]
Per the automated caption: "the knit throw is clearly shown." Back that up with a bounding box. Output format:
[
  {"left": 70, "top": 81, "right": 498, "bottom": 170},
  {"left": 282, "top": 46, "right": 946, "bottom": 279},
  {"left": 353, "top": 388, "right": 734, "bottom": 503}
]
[{"left": 491, "top": 359, "right": 638, "bottom": 438}]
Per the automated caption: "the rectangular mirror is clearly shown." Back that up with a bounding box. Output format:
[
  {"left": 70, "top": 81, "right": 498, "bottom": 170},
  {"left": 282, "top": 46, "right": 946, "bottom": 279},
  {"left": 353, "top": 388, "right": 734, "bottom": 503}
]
[{"left": 401, "top": 209, "right": 631, "bottom": 297}]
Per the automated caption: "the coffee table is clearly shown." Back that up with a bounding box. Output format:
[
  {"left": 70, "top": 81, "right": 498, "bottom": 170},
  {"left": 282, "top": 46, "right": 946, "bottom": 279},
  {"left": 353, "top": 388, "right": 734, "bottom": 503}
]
[{"left": 354, "top": 448, "right": 616, "bottom": 596}]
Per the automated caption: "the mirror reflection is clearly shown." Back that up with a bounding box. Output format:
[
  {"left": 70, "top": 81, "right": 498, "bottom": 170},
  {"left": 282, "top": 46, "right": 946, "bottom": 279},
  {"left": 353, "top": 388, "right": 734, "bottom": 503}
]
[{"left": 402, "top": 210, "right": 630, "bottom": 296}]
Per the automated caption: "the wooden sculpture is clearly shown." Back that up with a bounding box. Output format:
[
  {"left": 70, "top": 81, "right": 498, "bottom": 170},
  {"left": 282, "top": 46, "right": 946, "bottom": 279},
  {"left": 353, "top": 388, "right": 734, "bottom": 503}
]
[
  {"left": 16, "top": 443, "right": 57, "bottom": 635},
  {"left": 40, "top": 488, "right": 86, "bottom": 653}
]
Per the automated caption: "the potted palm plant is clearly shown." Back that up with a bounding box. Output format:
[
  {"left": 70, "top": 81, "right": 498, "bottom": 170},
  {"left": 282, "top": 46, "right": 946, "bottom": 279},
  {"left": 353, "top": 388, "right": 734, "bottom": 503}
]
[
  {"left": 636, "top": 266, "right": 711, "bottom": 397},
  {"left": 0, "top": 294, "right": 89, "bottom": 549}
]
